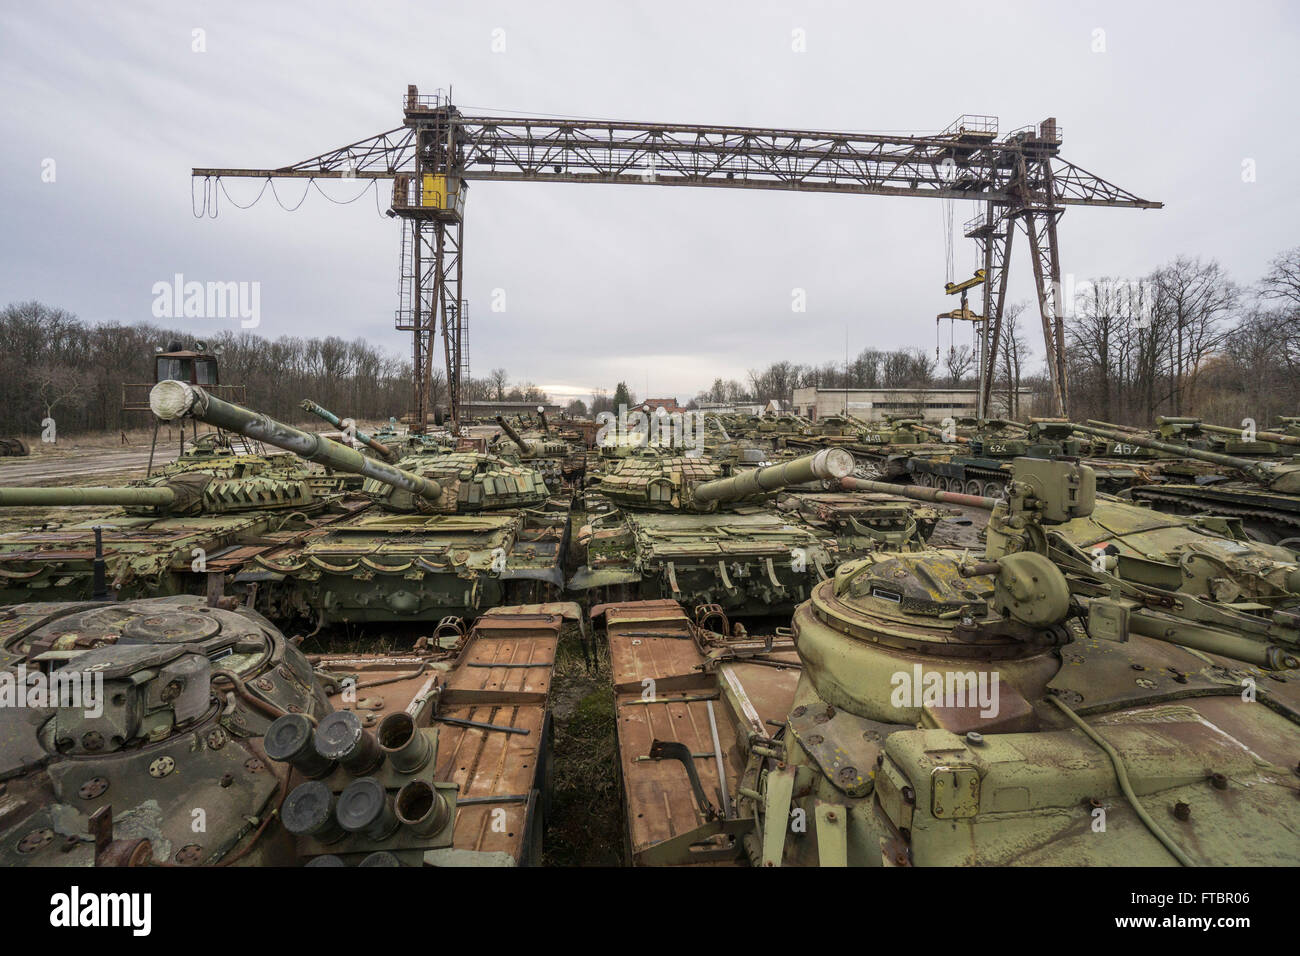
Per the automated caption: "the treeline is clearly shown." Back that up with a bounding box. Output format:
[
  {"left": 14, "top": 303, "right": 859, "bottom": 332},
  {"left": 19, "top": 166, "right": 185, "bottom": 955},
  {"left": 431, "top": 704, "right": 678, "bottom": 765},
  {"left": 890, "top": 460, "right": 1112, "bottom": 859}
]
[
  {"left": 1064, "top": 248, "right": 1300, "bottom": 424},
  {"left": 695, "top": 246, "right": 1300, "bottom": 426},
  {"left": 463, "top": 367, "right": 551, "bottom": 406},
  {"left": 0, "top": 301, "right": 413, "bottom": 437},
  {"left": 693, "top": 347, "right": 944, "bottom": 408}
]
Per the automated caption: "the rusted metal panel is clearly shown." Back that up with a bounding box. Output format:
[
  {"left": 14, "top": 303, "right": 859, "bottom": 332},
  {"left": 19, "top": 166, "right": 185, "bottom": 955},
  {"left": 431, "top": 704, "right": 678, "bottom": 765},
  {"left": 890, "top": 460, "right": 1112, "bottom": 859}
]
[
  {"left": 482, "top": 600, "right": 582, "bottom": 620},
  {"left": 604, "top": 599, "right": 705, "bottom": 695},
  {"left": 616, "top": 690, "right": 739, "bottom": 862},
  {"left": 314, "top": 604, "right": 560, "bottom": 865},
  {"left": 441, "top": 617, "right": 558, "bottom": 706},
  {"left": 602, "top": 599, "right": 800, "bottom": 865},
  {"left": 434, "top": 703, "right": 545, "bottom": 856}
]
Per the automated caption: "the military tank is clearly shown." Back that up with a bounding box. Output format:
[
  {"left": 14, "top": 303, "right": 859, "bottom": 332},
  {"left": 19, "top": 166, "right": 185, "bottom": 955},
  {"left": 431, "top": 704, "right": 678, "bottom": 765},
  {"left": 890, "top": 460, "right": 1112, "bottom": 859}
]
[
  {"left": 703, "top": 437, "right": 948, "bottom": 549},
  {"left": 570, "top": 447, "right": 912, "bottom": 618},
  {"left": 843, "top": 420, "right": 957, "bottom": 479},
  {"left": 1174, "top": 418, "right": 1299, "bottom": 457},
  {"left": 0, "top": 450, "right": 354, "bottom": 605},
  {"left": 1273, "top": 416, "right": 1300, "bottom": 440},
  {"left": 0, "top": 594, "right": 565, "bottom": 866},
  {"left": 149, "top": 380, "right": 570, "bottom": 626},
  {"left": 901, "top": 418, "right": 1152, "bottom": 495},
  {"left": 300, "top": 401, "right": 459, "bottom": 463},
  {"left": 1072, "top": 422, "right": 1300, "bottom": 545},
  {"left": 844, "top": 467, "right": 1300, "bottom": 647},
  {"left": 494, "top": 414, "right": 585, "bottom": 494},
  {"left": 607, "top": 458, "right": 1300, "bottom": 866}
]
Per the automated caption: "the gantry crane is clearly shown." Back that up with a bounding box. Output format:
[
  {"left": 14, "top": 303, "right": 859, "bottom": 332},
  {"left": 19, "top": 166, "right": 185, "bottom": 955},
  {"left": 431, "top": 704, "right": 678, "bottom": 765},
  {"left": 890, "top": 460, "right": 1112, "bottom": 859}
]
[{"left": 193, "top": 88, "right": 1161, "bottom": 429}]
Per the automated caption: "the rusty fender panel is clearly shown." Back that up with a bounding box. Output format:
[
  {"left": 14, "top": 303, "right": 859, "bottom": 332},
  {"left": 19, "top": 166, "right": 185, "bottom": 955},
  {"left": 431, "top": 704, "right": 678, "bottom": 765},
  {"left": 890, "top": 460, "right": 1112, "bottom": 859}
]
[
  {"left": 716, "top": 660, "right": 801, "bottom": 741},
  {"left": 311, "top": 653, "right": 445, "bottom": 718},
  {"left": 435, "top": 703, "right": 547, "bottom": 858},
  {"left": 603, "top": 599, "right": 739, "bottom": 863},
  {"left": 616, "top": 691, "right": 741, "bottom": 863},
  {"left": 603, "top": 599, "right": 710, "bottom": 695},
  {"left": 439, "top": 606, "right": 561, "bottom": 859},
  {"left": 441, "top": 612, "right": 561, "bottom": 706}
]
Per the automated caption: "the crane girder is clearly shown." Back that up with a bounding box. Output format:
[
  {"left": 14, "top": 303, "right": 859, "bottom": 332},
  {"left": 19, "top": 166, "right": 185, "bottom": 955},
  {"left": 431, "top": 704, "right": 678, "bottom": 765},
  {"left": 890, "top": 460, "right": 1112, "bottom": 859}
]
[
  {"left": 194, "top": 118, "right": 1160, "bottom": 209},
  {"left": 191, "top": 99, "right": 1161, "bottom": 427}
]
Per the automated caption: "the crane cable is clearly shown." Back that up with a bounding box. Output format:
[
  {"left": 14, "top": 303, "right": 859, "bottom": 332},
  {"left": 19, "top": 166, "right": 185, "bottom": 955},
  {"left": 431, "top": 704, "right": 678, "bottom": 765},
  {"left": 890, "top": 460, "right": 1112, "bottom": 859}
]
[{"left": 192, "top": 175, "right": 385, "bottom": 218}]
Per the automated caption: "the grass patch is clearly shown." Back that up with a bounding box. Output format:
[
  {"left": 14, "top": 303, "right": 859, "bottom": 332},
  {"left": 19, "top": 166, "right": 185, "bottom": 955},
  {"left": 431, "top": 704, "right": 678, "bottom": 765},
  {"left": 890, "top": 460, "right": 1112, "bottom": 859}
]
[{"left": 544, "top": 626, "right": 624, "bottom": 865}]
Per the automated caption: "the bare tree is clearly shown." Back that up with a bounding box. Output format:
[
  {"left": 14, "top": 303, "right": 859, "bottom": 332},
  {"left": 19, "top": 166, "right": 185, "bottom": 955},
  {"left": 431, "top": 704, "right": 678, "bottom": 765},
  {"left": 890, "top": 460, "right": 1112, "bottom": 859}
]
[
  {"left": 944, "top": 344, "right": 974, "bottom": 386},
  {"left": 1260, "top": 246, "right": 1300, "bottom": 309},
  {"left": 998, "top": 303, "right": 1029, "bottom": 419},
  {"left": 1152, "top": 257, "right": 1238, "bottom": 414}
]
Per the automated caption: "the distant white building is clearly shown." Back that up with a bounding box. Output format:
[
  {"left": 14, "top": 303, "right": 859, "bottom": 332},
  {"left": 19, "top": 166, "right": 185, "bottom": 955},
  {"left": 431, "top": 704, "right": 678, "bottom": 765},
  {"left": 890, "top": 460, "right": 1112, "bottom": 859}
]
[
  {"left": 791, "top": 387, "right": 1024, "bottom": 422},
  {"left": 696, "top": 400, "right": 765, "bottom": 416}
]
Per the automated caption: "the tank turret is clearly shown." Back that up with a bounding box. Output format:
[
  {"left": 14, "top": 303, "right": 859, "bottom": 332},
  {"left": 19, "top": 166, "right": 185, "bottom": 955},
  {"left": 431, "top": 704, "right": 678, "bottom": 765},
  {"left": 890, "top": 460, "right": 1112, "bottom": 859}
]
[
  {"left": 846, "top": 459, "right": 1300, "bottom": 670},
  {"left": 598, "top": 448, "right": 851, "bottom": 513},
  {"left": 154, "top": 381, "right": 557, "bottom": 514},
  {"left": 0, "top": 594, "right": 332, "bottom": 867},
  {"left": 495, "top": 415, "right": 542, "bottom": 457},
  {"left": 910, "top": 422, "right": 971, "bottom": 445}
]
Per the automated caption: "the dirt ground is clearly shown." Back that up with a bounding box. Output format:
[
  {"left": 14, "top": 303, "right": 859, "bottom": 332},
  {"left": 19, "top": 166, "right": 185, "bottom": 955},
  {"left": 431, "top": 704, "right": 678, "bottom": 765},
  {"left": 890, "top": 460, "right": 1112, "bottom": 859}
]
[{"left": 543, "top": 629, "right": 625, "bottom": 865}]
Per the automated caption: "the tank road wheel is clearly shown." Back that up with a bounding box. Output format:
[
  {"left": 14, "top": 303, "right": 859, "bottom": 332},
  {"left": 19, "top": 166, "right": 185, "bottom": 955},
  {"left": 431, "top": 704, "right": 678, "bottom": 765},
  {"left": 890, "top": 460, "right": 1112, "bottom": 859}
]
[
  {"left": 964, "top": 479, "right": 982, "bottom": 496},
  {"left": 981, "top": 480, "right": 1001, "bottom": 498},
  {"left": 936, "top": 477, "right": 952, "bottom": 492},
  {"left": 917, "top": 473, "right": 934, "bottom": 488}
]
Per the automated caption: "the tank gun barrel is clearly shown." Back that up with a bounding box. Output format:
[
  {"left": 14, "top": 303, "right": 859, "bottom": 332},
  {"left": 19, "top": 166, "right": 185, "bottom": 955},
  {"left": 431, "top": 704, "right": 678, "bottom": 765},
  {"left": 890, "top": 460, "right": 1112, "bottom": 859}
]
[
  {"left": 536, "top": 407, "right": 551, "bottom": 436},
  {"left": 840, "top": 476, "right": 996, "bottom": 510},
  {"left": 1086, "top": 419, "right": 1143, "bottom": 433},
  {"left": 1070, "top": 422, "right": 1277, "bottom": 475},
  {"left": 693, "top": 448, "right": 854, "bottom": 503},
  {"left": 299, "top": 399, "right": 395, "bottom": 461},
  {"left": 911, "top": 423, "right": 970, "bottom": 444},
  {"left": 1199, "top": 421, "right": 1300, "bottom": 448},
  {"left": 150, "top": 381, "right": 442, "bottom": 501},
  {"left": 494, "top": 415, "right": 537, "bottom": 456},
  {"left": 0, "top": 486, "right": 177, "bottom": 508}
]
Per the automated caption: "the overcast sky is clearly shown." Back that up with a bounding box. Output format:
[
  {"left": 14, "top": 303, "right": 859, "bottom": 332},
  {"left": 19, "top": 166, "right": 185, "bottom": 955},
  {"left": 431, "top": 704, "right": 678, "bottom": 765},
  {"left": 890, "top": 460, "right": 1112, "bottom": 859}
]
[{"left": 2, "top": 1, "right": 1296, "bottom": 405}]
